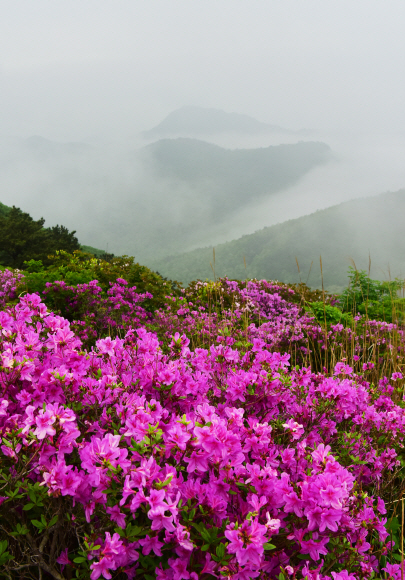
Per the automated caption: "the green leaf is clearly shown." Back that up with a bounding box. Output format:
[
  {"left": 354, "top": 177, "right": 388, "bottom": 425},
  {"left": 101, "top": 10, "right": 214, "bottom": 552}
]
[
  {"left": 0, "top": 540, "right": 7, "bottom": 554},
  {"left": 210, "top": 528, "right": 218, "bottom": 540},
  {"left": 31, "top": 520, "right": 45, "bottom": 530},
  {"left": 216, "top": 543, "right": 225, "bottom": 558},
  {"left": 0, "top": 552, "right": 12, "bottom": 566},
  {"left": 263, "top": 543, "right": 276, "bottom": 551},
  {"left": 23, "top": 503, "right": 35, "bottom": 511},
  {"left": 200, "top": 529, "right": 211, "bottom": 542},
  {"left": 387, "top": 517, "right": 400, "bottom": 532},
  {"left": 1, "top": 438, "right": 12, "bottom": 448},
  {"left": 48, "top": 515, "right": 58, "bottom": 527},
  {"left": 74, "top": 557, "right": 87, "bottom": 563},
  {"left": 201, "top": 544, "right": 210, "bottom": 551}
]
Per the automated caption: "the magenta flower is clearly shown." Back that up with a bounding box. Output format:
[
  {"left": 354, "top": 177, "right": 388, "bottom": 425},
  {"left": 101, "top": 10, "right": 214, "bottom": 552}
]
[
  {"left": 331, "top": 571, "right": 358, "bottom": 580},
  {"left": 61, "top": 467, "right": 82, "bottom": 496},
  {"left": 56, "top": 548, "right": 72, "bottom": 571},
  {"left": 319, "top": 508, "right": 343, "bottom": 532},
  {"left": 106, "top": 504, "right": 127, "bottom": 528},
  {"left": 382, "top": 563, "right": 403, "bottom": 580},
  {"left": 311, "top": 444, "right": 331, "bottom": 464},
  {"left": 90, "top": 557, "right": 113, "bottom": 580},
  {"left": 147, "top": 489, "right": 166, "bottom": 512},
  {"left": 284, "top": 491, "right": 304, "bottom": 517},
  {"left": 201, "top": 553, "right": 217, "bottom": 576},
  {"left": 168, "top": 557, "right": 191, "bottom": 580},
  {"left": 139, "top": 535, "right": 164, "bottom": 557},
  {"left": 34, "top": 410, "right": 56, "bottom": 439},
  {"left": 377, "top": 497, "right": 387, "bottom": 514},
  {"left": 300, "top": 534, "right": 329, "bottom": 561},
  {"left": 2, "top": 279, "right": 405, "bottom": 578},
  {"left": 319, "top": 483, "right": 343, "bottom": 509},
  {"left": 282, "top": 419, "right": 304, "bottom": 440},
  {"left": 101, "top": 532, "right": 123, "bottom": 560},
  {"left": 225, "top": 519, "right": 267, "bottom": 567}
]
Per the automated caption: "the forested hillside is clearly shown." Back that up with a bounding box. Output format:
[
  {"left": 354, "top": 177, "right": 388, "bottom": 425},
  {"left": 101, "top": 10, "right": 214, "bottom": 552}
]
[
  {"left": 142, "top": 138, "right": 331, "bottom": 219},
  {"left": 150, "top": 188, "right": 405, "bottom": 290}
]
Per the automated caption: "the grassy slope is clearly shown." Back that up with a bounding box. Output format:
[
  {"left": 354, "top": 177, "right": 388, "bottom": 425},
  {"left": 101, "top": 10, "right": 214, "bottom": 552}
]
[{"left": 149, "top": 189, "right": 405, "bottom": 291}]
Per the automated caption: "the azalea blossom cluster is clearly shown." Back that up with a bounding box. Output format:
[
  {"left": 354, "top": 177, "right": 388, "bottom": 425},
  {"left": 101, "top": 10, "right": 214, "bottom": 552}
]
[
  {"left": 42, "top": 277, "right": 152, "bottom": 347},
  {"left": 0, "top": 268, "right": 24, "bottom": 309},
  {"left": 154, "top": 279, "right": 321, "bottom": 356},
  {"left": 0, "top": 280, "right": 404, "bottom": 580}
]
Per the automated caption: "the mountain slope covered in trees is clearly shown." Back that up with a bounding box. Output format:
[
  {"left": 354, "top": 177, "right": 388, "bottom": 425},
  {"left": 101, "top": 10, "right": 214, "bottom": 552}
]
[
  {"left": 140, "top": 138, "right": 331, "bottom": 224},
  {"left": 150, "top": 189, "right": 405, "bottom": 290}
]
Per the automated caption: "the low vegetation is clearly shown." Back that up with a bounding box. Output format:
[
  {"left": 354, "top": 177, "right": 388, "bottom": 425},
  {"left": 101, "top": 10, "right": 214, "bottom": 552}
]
[{"left": 0, "top": 249, "right": 405, "bottom": 579}]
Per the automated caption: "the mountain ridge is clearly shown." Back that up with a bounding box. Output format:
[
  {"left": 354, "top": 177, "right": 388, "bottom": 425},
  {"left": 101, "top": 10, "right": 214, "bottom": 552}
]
[
  {"left": 142, "top": 106, "right": 304, "bottom": 139},
  {"left": 149, "top": 189, "right": 405, "bottom": 290}
]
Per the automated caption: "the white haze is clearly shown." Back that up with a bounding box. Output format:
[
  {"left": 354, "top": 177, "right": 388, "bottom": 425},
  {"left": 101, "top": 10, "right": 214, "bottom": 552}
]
[{"left": 1, "top": 1, "right": 405, "bottom": 264}]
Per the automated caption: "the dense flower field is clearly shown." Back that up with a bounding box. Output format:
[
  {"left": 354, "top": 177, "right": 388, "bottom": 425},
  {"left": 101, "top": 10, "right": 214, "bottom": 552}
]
[{"left": 0, "top": 268, "right": 405, "bottom": 580}]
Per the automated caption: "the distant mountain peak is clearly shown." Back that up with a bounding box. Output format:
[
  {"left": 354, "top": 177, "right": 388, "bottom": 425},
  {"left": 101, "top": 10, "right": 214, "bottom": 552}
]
[{"left": 142, "top": 106, "right": 296, "bottom": 139}]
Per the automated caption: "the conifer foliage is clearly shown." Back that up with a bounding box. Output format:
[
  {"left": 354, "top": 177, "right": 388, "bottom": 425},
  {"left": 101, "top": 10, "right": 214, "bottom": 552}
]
[{"left": 0, "top": 206, "right": 80, "bottom": 269}]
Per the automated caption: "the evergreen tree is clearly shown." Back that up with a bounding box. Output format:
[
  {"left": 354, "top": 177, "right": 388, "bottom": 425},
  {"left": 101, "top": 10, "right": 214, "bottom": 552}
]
[{"left": 0, "top": 206, "right": 80, "bottom": 269}]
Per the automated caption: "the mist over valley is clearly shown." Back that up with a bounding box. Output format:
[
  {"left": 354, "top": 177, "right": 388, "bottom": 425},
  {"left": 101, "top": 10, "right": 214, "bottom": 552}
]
[
  {"left": 2, "top": 1, "right": 405, "bottom": 290},
  {"left": 1, "top": 106, "right": 405, "bottom": 287}
]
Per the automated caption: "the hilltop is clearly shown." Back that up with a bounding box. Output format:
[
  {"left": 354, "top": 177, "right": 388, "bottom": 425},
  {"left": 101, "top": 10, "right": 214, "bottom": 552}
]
[{"left": 142, "top": 106, "right": 300, "bottom": 138}]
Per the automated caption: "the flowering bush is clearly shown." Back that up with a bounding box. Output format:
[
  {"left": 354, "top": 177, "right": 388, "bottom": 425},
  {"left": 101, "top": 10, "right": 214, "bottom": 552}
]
[
  {"left": 0, "top": 270, "right": 405, "bottom": 578},
  {"left": 0, "top": 268, "right": 25, "bottom": 309},
  {"left": 42, "top": 278, "right": 152, "bottom": 348}
]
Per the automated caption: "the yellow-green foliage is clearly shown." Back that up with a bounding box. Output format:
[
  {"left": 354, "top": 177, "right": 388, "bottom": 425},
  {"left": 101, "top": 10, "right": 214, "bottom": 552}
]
[{"left": 23, "top": 251, "right": 179, "bottom": 312}]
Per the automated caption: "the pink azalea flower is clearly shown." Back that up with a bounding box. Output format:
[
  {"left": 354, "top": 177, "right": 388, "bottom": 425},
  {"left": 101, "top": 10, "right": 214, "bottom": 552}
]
[
  {"left": 225, "top": 519, "right": 267, "bottom": 567},
  {"left": 282, "top": 419, "right": 304, "bottom": 440},
  {"left": 139, "top": 535, "right": 164, "bottom": 556},
  {"left": 106, "top": 504, "right": 127, "bottom": 528},
  {"left": 201, "top": 553, "right": 218, "bottom": 577},
  {"left": 300, "top": 534, "right": 329, "bottom": 561},
  {"left": 56, "top": 548, "right": 72, "bottom": 570},
  {"left": 90, "top": 557, "right": 113, "bottom": 580},
  {"left": 34, "top": 410, "right": 56, "bottom": 439}
]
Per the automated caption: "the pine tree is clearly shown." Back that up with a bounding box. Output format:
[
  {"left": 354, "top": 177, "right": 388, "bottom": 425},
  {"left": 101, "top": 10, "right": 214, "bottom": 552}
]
[{"left": 0, "top": 206, "right": 80, "bottom": 269}]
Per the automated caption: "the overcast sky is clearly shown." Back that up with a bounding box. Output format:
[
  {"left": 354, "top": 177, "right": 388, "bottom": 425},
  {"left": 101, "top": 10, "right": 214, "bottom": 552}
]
[{"left": 1, "top": 0, "right": 405, "bottom": 141}]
